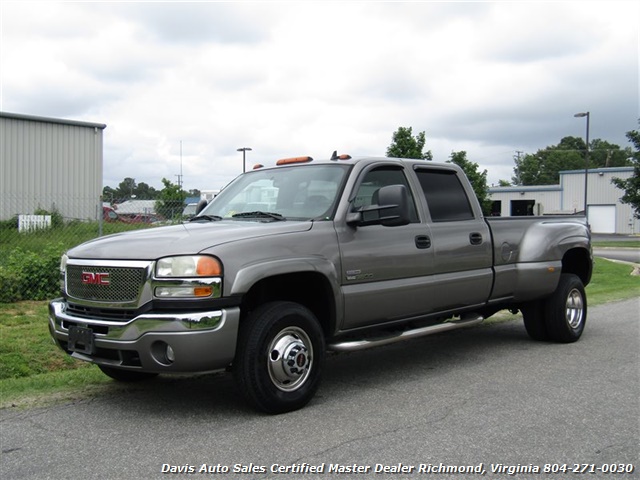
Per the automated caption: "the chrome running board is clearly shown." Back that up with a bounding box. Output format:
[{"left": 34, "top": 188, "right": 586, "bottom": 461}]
[{"left": 327, "top": 314, "right": 484, "bottom": 352}]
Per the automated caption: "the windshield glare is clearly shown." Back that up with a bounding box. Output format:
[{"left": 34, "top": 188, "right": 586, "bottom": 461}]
[{"left": 200, "top": 164, "right": 349, "bottom": 221}]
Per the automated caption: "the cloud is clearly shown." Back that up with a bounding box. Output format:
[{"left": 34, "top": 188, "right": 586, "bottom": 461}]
[{"left": 1, "top": 1, "right": 637, "bottom": 190}]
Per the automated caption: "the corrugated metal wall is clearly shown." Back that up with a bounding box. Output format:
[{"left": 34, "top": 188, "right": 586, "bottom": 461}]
[
  {"left": 490, "top": 168, "right": 639, "bottom": 234},
  {"left": 561, "top": 168, "right": 637, "bottom": 234},
  {"left": 0, "top": 113, "right": 105, "bottom": 221}
]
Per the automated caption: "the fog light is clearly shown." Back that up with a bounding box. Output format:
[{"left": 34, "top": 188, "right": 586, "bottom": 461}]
[
  {"left": 166, "top": 345, "right": 175, "bottom": 363},
  {"left": 151, "top": 341, "right": 175, "bottom": 365}
]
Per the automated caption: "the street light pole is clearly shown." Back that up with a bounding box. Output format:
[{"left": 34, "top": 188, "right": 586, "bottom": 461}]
[
  {"left": 237, "top": 147, "right": 252, "bottom": 173},
  {"left": 573, "top": 112, "right": 590, "bottom": 216}
]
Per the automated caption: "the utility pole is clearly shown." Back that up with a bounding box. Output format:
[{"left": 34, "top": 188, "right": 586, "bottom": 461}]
[
  {"left": 176, "top": 140, "right": 183, "bottom": 189},
  {"left": 237, "top": 147, "right": 252, "bottom": 173},
  {"left": 515, "top": 150, "right": 523, "bottom": 185},
  {"left": 574, "top": 112, "right": 590, "bottom": 215}
]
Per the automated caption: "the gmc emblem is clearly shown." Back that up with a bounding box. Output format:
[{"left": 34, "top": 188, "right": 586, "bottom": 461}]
[{"left": 81, "top": 272, "right": 110, "bottom": 286}]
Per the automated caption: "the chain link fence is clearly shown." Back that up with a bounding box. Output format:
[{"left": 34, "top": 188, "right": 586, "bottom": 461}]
[{"left": 0, "top": 194, "right": 188, "bottom": 303}]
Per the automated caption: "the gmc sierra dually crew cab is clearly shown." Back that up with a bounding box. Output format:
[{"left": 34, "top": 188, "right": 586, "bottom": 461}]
[{"left": 49, "top": 155, "right": 592, "bottom": 413}]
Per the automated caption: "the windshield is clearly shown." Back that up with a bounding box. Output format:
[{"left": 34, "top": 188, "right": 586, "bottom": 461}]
[{"left": 199, "top": 164, "right": 350, "bottom": 221}]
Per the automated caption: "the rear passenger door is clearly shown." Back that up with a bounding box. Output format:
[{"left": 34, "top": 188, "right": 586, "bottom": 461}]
[{"left": 413, "top": 166, "right": 493, "bottom": 313}]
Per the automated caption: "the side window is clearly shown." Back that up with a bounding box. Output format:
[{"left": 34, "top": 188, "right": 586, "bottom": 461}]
[
  {"left": 416, "top": 169, "right": 474, "bottom": 222},
  {"left": 352, "top": 167, "right": 418, "bottom": 222}
]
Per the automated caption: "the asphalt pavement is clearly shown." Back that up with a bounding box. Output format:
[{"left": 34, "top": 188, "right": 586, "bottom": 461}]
[
  {"left": 1, "top": 298, "right": 639, "bottom": 480},
  {"left": 592, "top": 234, "right": 639, "bottom": 265}
]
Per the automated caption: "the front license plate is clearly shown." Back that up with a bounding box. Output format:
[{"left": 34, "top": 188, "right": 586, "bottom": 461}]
[{"left": 68, "top": 326, "right": 95, "bottom": 355}]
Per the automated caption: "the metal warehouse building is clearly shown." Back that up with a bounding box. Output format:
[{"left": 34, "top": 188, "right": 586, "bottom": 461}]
[
  {"left": 0, "top": 111, "right": 106, "bottom": 222},
  {"left": 489, "top": 167, "right": 638, "bottom": 234}
]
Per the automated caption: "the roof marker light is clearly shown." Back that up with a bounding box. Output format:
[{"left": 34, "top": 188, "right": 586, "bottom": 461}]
[
  {"left": 330, "top": 151, "right": 351, "bottom": 161},
  {"left": 276, "top": 156, "right": 313, "bottom": 166}
]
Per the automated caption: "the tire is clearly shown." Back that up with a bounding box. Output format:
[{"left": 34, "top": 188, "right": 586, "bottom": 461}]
[
  {"left": 98, "top": 365, "right": 158, "bottom": 382},
  {"left": 521, "top": 300, "right": 550, "bottom": 341},
  {"left": 233, "top": 301, "right": 325, "bottom": 414},
  {"left": 544, "top": 273, "right": 587, "bottom": 343}
]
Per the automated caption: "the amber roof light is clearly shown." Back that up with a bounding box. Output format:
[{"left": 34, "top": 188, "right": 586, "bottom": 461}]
[
  {"left": 330, "top": 151, "right": 352, "bottom": 160},
  {"left": 276, "top": 156, "right": 313, "bottom": 166}
]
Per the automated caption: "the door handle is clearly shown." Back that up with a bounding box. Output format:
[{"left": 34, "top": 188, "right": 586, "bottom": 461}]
[
  {"left": 469, "top": 232, "right": 483, "bottom": 245},
  {"left": 415, "top": 235, "right": 431, "bottom": 249}
]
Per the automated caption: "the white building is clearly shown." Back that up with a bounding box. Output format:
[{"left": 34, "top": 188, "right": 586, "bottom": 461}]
[
  {"left": 0, "top": 111, "right": 106, "bottom": 222},
  {"left": 201, "top": 189, "right": 220, "bottom": 202},
  {"left": 112, "top": 200, "right": 157, "bottom": 215},
  {"left": 489, "top": 167, "right": 638, "bottom": 234}
]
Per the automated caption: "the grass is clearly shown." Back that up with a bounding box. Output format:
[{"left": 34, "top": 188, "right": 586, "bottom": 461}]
[
  {"left": 0, "top": 302, "right": 83, "bottom": 378},
  {"left": 1, "top": 257, "right": 638, "bottom": 410},
  {"left": 587, "top": 257, "right": 640, "bottom": 302},
  {"left": 592, "top": 240, "right": 640, "bottom": 248},
  {"left": 0, "top": 221, "right": 153, "bottom": 264}
]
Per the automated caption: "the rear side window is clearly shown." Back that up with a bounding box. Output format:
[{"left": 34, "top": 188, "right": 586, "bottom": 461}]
[{"left": 416, "top": 169, "right": 474, "bottom": 222}]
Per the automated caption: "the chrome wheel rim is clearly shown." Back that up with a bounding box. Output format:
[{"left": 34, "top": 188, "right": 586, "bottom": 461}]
[
  {"left": 565, "top": 288, "right": 584, "bottom": 329},
  {"left": 267, "top": 327, "right": 313, "bottom": 392}
]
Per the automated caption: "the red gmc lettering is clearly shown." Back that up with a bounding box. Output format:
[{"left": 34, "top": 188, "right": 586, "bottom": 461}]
[{"left": 81, "top": 272, "right": 110, "bottom": 285}]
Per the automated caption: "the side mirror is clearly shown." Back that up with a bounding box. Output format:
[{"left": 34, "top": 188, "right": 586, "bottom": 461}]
[
  {"left": 195, "top": 199, "right": 208, "bottom": 215},
  {"left": 347, "top": 184, "right": 411, "bottom": 227}
]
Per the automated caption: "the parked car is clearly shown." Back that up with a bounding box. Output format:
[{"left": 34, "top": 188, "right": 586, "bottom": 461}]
[
  {"left": 102, "top": 206, "right": 120, "bottom": 222},
  {"left": 116, "top": 213, "right": 164, "bottom": 224}
]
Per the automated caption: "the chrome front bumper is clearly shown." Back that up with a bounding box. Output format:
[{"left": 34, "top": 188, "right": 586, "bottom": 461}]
[{"left": 48, "top": 299, "right": 240, "bottom": 373}]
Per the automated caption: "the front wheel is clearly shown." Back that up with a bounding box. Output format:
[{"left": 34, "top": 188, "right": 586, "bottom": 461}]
[
  {"left": 233, "top": 301, "right": 325, "bottom": 414},
  {"left": 544, "top": 273, "right": 587, "bottom": 343}
]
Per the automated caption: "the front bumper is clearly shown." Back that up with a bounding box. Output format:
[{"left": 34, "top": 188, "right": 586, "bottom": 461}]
[{"left": 48, "top": 299, "right": 240, "bottom": 373}]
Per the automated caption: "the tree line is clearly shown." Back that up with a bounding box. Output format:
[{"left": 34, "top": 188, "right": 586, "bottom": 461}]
[
  {"left": 102, "top": 178, "right": 200, "bottom": 220},
  {"left": 385, "top": 125, "right": 639, "bottom": 218},
  {"left": 102, "top": 178, "right": 200, "bottom": 204},
  {"left": 103, "top": 123, "right": 640, "bottom": 219}
]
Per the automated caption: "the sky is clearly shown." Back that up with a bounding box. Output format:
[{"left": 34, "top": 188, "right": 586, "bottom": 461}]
[{"left": 1, "top": 1, "right": 638, "bottom": 192}]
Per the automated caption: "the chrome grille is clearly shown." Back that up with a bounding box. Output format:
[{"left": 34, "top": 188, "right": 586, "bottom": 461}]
[{"left": 67, "top": 265, "right": 145, "bottom": 302}]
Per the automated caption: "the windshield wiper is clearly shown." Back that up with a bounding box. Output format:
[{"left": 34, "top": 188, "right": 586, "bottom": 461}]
[
  {"left": 188, "top": 214, "right": 223, "bottom": 222},
  {"left": 232, "top": 211, "right": 286, "bottom": 221}
]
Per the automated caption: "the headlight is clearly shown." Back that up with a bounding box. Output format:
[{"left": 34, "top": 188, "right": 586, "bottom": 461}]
[
  {"left": 156, "top": 255, "right": 221, "bottom": 277},
  {"left": 154, "top": 255, "right": 222, "bottom": 299},
  {"left": 59, "top": 254, "right": 68, "bottom": 293},
  {"left": 60, "top": 254, "right": 69, "bottom": 273}
]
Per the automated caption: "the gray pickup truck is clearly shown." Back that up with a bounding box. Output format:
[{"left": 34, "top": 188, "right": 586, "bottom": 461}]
[{"left": 49, "top": 156, "right": 592, "bottom": 413}]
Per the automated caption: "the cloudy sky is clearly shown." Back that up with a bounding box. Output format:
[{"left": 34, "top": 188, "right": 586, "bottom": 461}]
[{"left": 1, "top": 1, "right": 638, "bottom": 192}]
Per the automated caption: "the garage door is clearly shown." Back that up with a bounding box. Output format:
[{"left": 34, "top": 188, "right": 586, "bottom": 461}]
[{"left": 588, "top": 205, "right": 616, "bottom": 233}]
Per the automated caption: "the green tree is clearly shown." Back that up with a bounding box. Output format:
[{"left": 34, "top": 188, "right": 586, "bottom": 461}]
[
  {"left": 134, "top": 182, "right": 158, "bottom": 200},
  {"left": 589, "top": 139, "right": 633, "bottom": 168},
  {"left": 448, "top": 151, "right": 491, "bottom": 215},
  {"left": 386, "top": 126, "right": 433, "bottom": 160},
  {"left": 513, "top": 137, "right": 585, "bottom": 185},
  {"left": 102, "top": 186, "right": 118, "bottom": 204},
  {"left": 612, "top": 126, "right": 640, "bottom": 218},
  {"left": 155, "top": 178, "right": 187, "bottom": 219},
  {"left": 118, "top": 177, "right": 137, "bottom": 198},
  {"left": 513, "top": 136, "right": 632, "bottom": 186},
  {"left": 103, "top": 178, "right": 159, "bottom": 203}
]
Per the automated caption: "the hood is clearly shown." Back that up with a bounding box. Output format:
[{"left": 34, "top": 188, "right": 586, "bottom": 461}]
[{"left": 68, "top": 220, "right": 313, "bottom": 260}]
